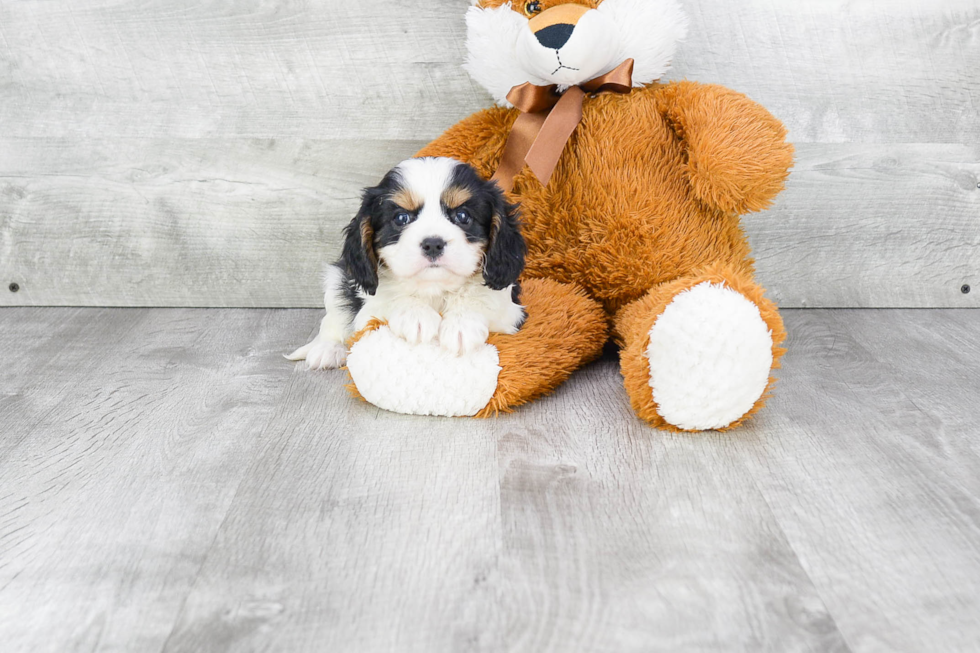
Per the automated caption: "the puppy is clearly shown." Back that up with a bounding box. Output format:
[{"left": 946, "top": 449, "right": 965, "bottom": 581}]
[{"left": 287, "top": 157, "right": 527, "bottom": 369}]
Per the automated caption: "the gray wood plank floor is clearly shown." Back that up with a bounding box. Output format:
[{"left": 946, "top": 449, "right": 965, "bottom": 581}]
[{"left": 1, "top": 308, "right": 978, "bottom": 653}]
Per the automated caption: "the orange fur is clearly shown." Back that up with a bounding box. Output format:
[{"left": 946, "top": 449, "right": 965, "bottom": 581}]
[
  {"left": 343, "top": 284, "right": 607, "bottom": 413},
  {"left": 416, "top": 83, "right": 793, "bottom": 314},
  {"left": 613, "top": 263, "right": 787, "bottom": 431},
  {"left": 411, "top": 55, "right": 794, "bottom": 428},
  {"left": 477, "top": 277, "right": 608, "bottom": 416}
]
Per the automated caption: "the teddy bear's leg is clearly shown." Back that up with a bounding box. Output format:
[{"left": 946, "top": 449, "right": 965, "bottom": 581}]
[
  {"left": 345, "top": 278, "right": 608, "bottom": 417},
  {"left": 614, "top": 263, "right": 787, "bottom": 431}
]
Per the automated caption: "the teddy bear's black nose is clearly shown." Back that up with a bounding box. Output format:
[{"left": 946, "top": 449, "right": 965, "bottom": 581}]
[{"left": 534, "top": 23, "right": 575, "bottom": 50}]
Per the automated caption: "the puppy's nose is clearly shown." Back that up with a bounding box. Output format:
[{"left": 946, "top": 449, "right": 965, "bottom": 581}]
[
  {"left": 530, "top": 3, "right": 589, "bottom": 50},
  {"left": 420, "top": 237, "right": 446, "bottom": 260}
]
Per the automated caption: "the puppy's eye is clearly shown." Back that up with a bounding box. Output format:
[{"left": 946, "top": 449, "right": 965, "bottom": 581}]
[
  {"left": 524, "top": 0, "right": 541, "bottom": 16},
  {"left": 393, "top": 211, "right": 412, "bottom": 226},
  {"left": 453, "top": 209, "right": 472, "bottom": 225}
]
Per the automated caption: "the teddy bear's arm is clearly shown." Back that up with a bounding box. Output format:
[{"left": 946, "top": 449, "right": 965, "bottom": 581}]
[
  {"left": 655, "top": 81, "right": 795, "bottom": 215},
  {"left": 414, "top": 107, "right": 516, "bottom": 178}
]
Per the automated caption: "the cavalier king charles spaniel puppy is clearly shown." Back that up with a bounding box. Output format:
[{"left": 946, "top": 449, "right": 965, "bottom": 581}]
[{"left": 287, "top": 157, "right": 527, "bottom": 369}]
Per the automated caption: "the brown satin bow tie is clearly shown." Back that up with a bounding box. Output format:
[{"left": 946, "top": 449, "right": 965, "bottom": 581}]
[{"left": 490, "top": 58, "right": 635, "bottom": 192}]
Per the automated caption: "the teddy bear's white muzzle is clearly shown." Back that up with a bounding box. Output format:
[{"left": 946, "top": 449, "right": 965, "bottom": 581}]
[{"left": 517, "top": 8, "right": 618, "bottom": 86}]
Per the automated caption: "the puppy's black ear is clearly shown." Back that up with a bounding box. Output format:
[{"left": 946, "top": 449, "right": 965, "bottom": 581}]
[
  {"left": 482, "top": 183, "right": 526, "bottom": 291},
  {"left": 341, "top": 187, "right": 383, "bottom": 295}
]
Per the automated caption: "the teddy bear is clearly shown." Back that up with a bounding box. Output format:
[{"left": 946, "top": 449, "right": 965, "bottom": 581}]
[{"left": 343, "top": 0, "right": 793, "bottom": 431}]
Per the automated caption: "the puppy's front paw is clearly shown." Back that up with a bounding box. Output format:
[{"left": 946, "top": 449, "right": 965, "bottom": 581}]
[
  {"left": 287, "top": 339, "right": 348, "bottom": 370},
  {"left": 439, "top": 315, "right": 490, "bottom": 356},
  {"left": 388, "top": 305, "right": 442, "bottom": 345}
]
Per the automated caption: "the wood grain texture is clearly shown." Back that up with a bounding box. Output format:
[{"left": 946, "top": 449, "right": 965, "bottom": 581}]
[
  {"left": 675, "top": 0, "right": 980, "bottom": 144},
  {"left": 2, "top": 141, "right": 976, "bottom": 308},
  {"left": 0, "top": 0, "right": 978, "bottom": 308},
  {"left": 750, "top": 143, "right": 980, "bottom": 308},
  {"left": 161, "top": 371, "right": 504, "bottom": 652},
  {"left": 0, "top": 0, "right": 481, "bottom": 141},
  {"left": 493, "top": 365, "right": 848, "bottom": 652},
  {"left": 0, "top": 308, "right": 306, "bottom": 652},
  {"left": 1, "top": 0, "right": 975, "bottom": 142},
  {"left": 732, "top": 309, "right": 980, "bottom": 651},
  {"left": 3, "top": 307, "right": 980, "bottom": 651},
  {"left": 0, "top": 138, "right": 423, "bottom": 307}
]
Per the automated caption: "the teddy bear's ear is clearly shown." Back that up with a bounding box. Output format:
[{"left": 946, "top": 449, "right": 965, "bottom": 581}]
[
  {"left": 482, "top": 186, "right": 526, "bottom": 291},
  {"left": 341, "top": 186, "right": 384, "bottom": 295}
]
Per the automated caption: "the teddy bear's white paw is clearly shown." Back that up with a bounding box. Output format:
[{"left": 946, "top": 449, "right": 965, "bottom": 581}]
[
  {"left": 346, "top": 326, "right": 501, "bottom": 417},
  {"left": 286, "top": 339, "right": 347, "bottom": 370},
  {"left": 439, "top": 315, "right": 490, "bottom": 357},
  {"left": 388, "top": 305, "right": 442, "bottom": 345},
  {"left": 647, "top": 282, "right": 773, "bottom": 430}
]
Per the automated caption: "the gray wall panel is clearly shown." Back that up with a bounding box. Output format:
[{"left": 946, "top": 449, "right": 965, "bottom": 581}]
[{"left": 1, "top": 0, "right": 977, "bottom": 307}]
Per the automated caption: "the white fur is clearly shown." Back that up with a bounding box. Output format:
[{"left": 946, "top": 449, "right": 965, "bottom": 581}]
[
  {"left": 288, "top": 268, "right": 520, "bottom": 368},
  {"left": 465, "top": 0, "right": 688, "bottom": 105},
  {"left": 287, "top": 338, "right": 348, "bottom": 370},
  {"left": 285, "top": 265, "right": 354, "bottom": 369},
  {"left": 378, "top": 157, "right": 484, "bottom": 285},
  {"left": 515, "top": 9, "right": 618, "bottom": 87},
  {"left": 464, "top": 4, "right": 534, "bottom": 106},
  {"left": 645, "top": 282, "right": 774, "bottom": 431},
  {"left": 287, "top": 157, "right": 524, "bottom": 370},
  {"left": 597, "top": 0, "right": 688, "bottom": 88},
  {"left": 346, "top": 326, "right": 501, "bottom": 417},
  {"left": 355, "top": 269, "right": 522, "bottom": 351}
]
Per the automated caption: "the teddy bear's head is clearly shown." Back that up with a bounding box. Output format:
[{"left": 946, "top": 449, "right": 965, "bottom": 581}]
[{"left": 465, "top": 0, "right": 687, "bottom": 104}]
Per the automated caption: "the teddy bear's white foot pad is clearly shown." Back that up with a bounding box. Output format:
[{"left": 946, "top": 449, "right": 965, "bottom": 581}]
[
  {"left": 346, "top": 326, "right": 501, "bottom": 417},
  {"left": 646, "top": 282, "right": 773, "bottom": 430}
]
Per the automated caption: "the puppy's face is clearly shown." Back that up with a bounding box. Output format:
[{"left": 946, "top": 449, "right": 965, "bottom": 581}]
[
  {"left": 375, "top": 158, "right": 489, "bottom": 284},
  {"left": 342, "top": 157, "right": 525, "bottom": 295}
]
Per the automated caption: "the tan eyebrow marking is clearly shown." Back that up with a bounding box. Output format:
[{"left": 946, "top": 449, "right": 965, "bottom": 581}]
[
  {"left": 441, "top": 185, "right": 472, "bottom": 209},
  {"left": 391, "top": 187, "right": 423, "bottom": 212}
]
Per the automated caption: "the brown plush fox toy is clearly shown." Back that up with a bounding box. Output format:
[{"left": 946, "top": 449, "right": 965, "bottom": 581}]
[{"left": 343, "top": 0, "right": 794, "bottom": 430}]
